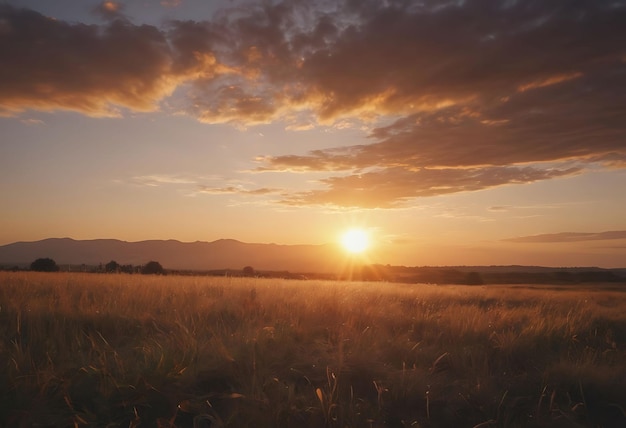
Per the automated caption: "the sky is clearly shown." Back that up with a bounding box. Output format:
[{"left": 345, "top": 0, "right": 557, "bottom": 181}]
[{"left": 1, "top": 0, "right": 626, "bottom": 268}]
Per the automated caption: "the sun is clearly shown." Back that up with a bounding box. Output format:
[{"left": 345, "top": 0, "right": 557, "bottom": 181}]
[{"left": 341, "top": 228, "right": 369, "bottom": 254}]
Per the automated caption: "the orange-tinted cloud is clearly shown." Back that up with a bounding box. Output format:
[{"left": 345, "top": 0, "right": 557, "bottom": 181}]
[
  {"left": 2, "top": 1, "right": 625, "bottom": 207},
  {"left": 161, "top": 0, "right": 183, "bottom": 8},
  {"left": 517, "top": 72, "right": 584, "bottom": 93},
  {"left": 0, "top": 7, "right": 170, "bottom": 116},
  {"left": 280, "top": 166, "right": 581, "bottom": 208},
  {"left": 235, "top": 0, "right": 622, "bottom": 207},
  {"left": 98, "top": 1, "right": 122, "bottom": 18},
  {"left": 131, "top": 174, "right": 198, "bottom": 187},
  {"left": 504, "top": 231, "right": 626, "bottom": 243},
  {"left": 197, "top": 186, "right": 280, "bottom": 196},
  {"left": 3, "top": 1, "right": 624, "bottom": 125},
  {"left": 0, "top": 5, "right": 231, "bottom": 117}
]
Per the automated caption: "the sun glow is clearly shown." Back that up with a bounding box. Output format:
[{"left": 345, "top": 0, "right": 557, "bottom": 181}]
[{"left": 341, "top": 229, "right": 369, "bottom": 254}]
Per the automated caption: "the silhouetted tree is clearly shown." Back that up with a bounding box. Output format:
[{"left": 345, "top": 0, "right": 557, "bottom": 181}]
[
  {"left": 30, "top": 258, "right": 59, "bottom": 272},
  {"left": 141, "top": 261, "right": 164, "bottom": 275},
  {"left": 120, "top": 264, "right": 136, "bottom": 274},
  {"left": 243, "top": 266, "right": 255, "bottom": 277},
  {"left": 105, "top": 260, "right": 120, "bottom": 273}
]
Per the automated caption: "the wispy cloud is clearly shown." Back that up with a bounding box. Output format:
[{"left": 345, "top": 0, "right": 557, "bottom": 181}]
[
  {"left": 285, "top": 123, "right": 315, "bottom": 132},
  {"left": 94, "top": 1, "right": 124, "bottom": 20},
  {"left": 488, "top": 206, "right": 512, "bottom": 212},
  {"left": 197, "top": 185, "right": 281, "bottom": 196},
  {"left": 130, "top": 174, "right": 199, "bottom": 187},
  {"left": 516, "top": 72, "right": 584, "bottom": 93},
  {"left": 20, "top": 118, "right": 44, "bottom": 126},
  {"left": 279, "top": 166, "right": 581, "bottom": 208},
  {"left": 504, "top": 231, "right": 626, "bottom": 243},
  {"left": 124, "top": 174, "right": 284, "bottom": 201},
  {"left": 160, "top": 0, "right": 182, "bottom": 8}
]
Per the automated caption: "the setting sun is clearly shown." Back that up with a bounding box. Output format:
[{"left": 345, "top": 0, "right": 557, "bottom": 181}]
[{"left": 341, "top": 229, "right": 369, "bottom": 254}]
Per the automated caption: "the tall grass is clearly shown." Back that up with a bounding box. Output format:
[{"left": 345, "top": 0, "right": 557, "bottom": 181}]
[{"left": 1, "top": 272, "right": 625, "bottom": 427}]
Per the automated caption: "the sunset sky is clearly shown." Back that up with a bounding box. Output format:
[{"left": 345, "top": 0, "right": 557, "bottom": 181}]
[{"left": 1, "top": 0, "right": 625, "bottom": 267}]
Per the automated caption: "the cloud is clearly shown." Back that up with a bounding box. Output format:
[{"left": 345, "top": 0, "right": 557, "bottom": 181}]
[
  {"left": 161, "top": 0, "right": 183, "bottom": 8},
  {"left": 245, "top": 1, "right": 626, "bottom": 207},
  {"left": 488, "top": 206, "right": 511, "bottom": 212},
  {"left": 20, "top": 118, "right": 44, "bottom": 126},
  {"left": 130, "top": 174, "right": 199, "bottom": 187},
  {"left": 3, "top": 1, "right": 624, "bottom": 126},
  {"left": 280, "top": 166, "right": 580, "bottom": 208},
  {"left": 517, "top": 72, "right": 584, "bottom": 93},
  {"left": 94, "top": 1, "right": 124, "bottom": 20},
  {"left": 245, "top": 0, "right": 625, "bottom": 207},
  {"left": 0, "top": 6, "right": 171, "bottom": 116},
  {"left": 285, "top": 122, "right": 315, "bottom": 131},
  {"left": 2, "top": 1, "right": 625, "bottom": 207},
  {"left": 262, "top": 89, "right": 626, "bottom": 171},
  {"left": 504, "top": 231, "right": 626, "bottom": 243},
  {"left": 125, "top": 173, "right": 282, "bottom": 199},
  {"left": 0, "top": 5, "right": 231, "bottom": 117},
  {"left": 197, "top": 185, "right": 281, "bottom": 196}
]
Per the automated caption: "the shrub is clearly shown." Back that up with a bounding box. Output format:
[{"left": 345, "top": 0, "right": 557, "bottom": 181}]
[
  {"left": 105, "top": 260, "right": 120, "bottom": 273},
  {"left": 141, "top": 261, "right": 164, "bottom": 275},
  {"left": 30, "top": 258, "right": 59, "bottom": 272}
]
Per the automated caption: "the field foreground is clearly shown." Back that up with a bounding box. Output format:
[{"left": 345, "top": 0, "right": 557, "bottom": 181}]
[{"left": 1, "top": 272, "right": 625, "bottom": 427}]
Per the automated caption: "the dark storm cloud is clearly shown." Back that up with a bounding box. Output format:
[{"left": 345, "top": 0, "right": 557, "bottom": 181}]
[
  {"left": 504, "top": 231, "right": 626, "bottom": 243},
  {"left": 1, "top": 1, "right": 625, "bottom": 207}
]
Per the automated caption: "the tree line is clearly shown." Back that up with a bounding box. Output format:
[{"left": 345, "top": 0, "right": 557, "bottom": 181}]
[
  {"left": 3, "top": 258, "right": 167, "bottom": 275},
  {"left": 5, "top": 259, "right": 259, "bottom": 277}
]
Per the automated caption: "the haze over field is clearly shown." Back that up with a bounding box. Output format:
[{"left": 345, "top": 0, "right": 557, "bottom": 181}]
[{"left": 1, "top": 0, "right": 625, "bottom": 267}]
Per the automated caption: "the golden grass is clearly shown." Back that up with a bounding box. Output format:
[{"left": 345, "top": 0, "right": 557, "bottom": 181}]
[{"left": 1, "top": 272, "right": 625, "bottom": 427}]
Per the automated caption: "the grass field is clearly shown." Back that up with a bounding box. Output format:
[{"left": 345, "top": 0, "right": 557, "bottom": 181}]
[{"left": 1, "top": 272, "right": 625, "bottom": 427}]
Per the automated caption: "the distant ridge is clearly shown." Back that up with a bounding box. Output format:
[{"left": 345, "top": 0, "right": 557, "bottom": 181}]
[
  {"left": 0, "top": 238, "right": 343, "bottom": 273},
  {"left": 1, "top": 238, "right": 625, "bottom": 282}
]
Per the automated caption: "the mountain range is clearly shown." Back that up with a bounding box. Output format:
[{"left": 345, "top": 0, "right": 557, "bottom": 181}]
[
  {"left": 2, "top": 238, "right": 625, "bottom": 283},
  {"left": 0, "top": 238, "right": 346, "bottom": 273}
]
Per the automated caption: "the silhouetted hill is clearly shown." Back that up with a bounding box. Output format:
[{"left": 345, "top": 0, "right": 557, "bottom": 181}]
[
  {"left": 1, "top": 239, "right": 625, "bottom": 283},
  {"left": 0, "top": 238, "right": 344, "bottom": 273}
]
